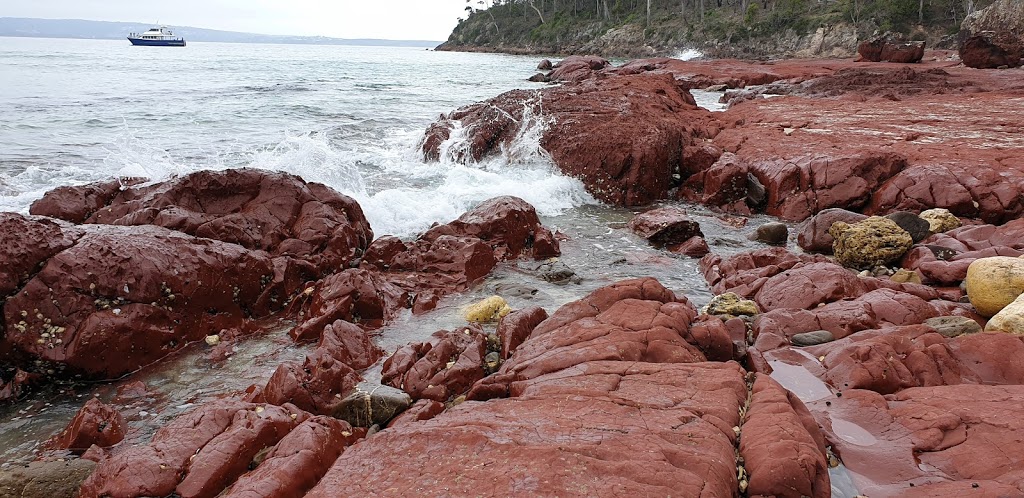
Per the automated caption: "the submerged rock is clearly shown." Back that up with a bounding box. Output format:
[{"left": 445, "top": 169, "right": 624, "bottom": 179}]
[
  {"left": 791, "top": 330, "right": 836, "bottom": 346},
  {"left": 627, "top": 206, "right": 704, "bottom": 248},
  {"left": 333, "top": 383, "right": 413, "bottom": 427}
]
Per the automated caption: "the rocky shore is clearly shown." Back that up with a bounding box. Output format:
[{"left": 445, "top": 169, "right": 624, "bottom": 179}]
[{"left": 4, "top": 19, "right": 1024, "bottom": 498}]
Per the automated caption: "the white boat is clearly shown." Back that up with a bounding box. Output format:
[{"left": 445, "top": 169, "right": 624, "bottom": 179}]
[{"left": 128, "top": 26, "right": 186, "bottom": 47}]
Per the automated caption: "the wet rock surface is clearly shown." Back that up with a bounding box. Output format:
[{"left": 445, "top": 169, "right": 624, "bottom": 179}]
[
  {"left": 29, "top": 169, "right": 373, "bottom": 298},
  {"left": 422, "top": 73, "right": 718, "bottom": 206},
  {"left": 6, "top": 51, "right": 1024, "bottom": 497}
]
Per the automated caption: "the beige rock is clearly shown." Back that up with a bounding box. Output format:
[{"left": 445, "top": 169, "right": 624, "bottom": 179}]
[
  {"left": 463, "top": 296, "right": 512, "bottom": 323},
  {"left": 966, "top": 256, "right": 1024, "bottom": 317},
  {"left": 0, "top": 459, "right": 95, "bottom": 498},
  {"left": 705, "top": 292, "right": 759, "bottom": 317},
  {"left": 829, "top": 217, "right": 914, "bottom": 270},
  {"left": 890, "top": 268, "right": 922, "bottom": 285},
  {"left": 986, "top": 292, "right": 1024, "bottom": 334},
  {"left": 919, "top": 208, "right": 961, "bottom": 233}
]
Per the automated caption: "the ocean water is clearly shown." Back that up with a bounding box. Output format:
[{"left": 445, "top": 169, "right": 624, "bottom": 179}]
[{"left": 0, "top": 37, "right": 852, "bottom": 491}]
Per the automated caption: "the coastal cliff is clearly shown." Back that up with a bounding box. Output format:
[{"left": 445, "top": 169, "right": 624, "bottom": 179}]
[{"left": 437, "top": 0, "right": 992, "bottom": 58}]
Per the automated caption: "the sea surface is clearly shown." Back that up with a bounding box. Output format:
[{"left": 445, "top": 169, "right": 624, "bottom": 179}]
[{"left": 0, "top": 36, "right": 858, "bottom": 496}]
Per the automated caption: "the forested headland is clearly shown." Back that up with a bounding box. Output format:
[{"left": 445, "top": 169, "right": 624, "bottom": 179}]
[{"left": 438, "top": 0, "right": 995, "bottom": 57}]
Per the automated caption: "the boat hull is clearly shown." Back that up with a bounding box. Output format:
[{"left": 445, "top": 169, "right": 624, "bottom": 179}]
[{"left": 128, "top": 37, "right": 186, "bottom": 47}]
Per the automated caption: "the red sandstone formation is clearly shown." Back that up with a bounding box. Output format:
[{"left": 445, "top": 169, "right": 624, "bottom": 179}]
[
  {"left": 810, "top": 385, "right": 1024, "bottom": 496},
  {"left": 45, "top": 398, "right": 126, "bottom": 452},
  {"left": 30, "top": 169, "right": 373, "bottom": 299},
  {"left": 381, "top": 326, "right": 488, "bottom": 402},
  {"left": 856, "top": 35, "right": 925, "bottom": 63},
  {"left": 626, "top": 206, "right": 705, "bottom": 248},
  {"left": 249, "top": 320, "right": 381, "bottom": 416},
  {"left": 422, "top": 73, "right": 719, "bottom": 206},
  {"left": 1, "top": 214, "right": 277, "bottom": 378}
]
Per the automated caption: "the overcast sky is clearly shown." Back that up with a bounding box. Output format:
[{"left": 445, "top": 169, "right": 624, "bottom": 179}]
[{"left": 2, "top": 0, "right": 473, "bottom": 40}]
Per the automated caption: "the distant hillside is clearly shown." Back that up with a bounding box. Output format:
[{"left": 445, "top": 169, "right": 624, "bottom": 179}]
[
  {"left": 0, "top": 17, "right": 440, "bottom": 47},
  {"left": 439, "top": 0, "right": 988, "bottom": 58}
]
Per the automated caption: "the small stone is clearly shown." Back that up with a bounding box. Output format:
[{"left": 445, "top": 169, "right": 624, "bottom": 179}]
[
  {"left": 924, "top": 316, "right": 982, "bottom": 338},
  {"left": 791, "top": 330, "right": 836, "bottom": 346},
  {"left": 890, "top": 268, "right": 922, "bottom": 285},
  {"left": 705, "top": 292, "right": 759, "bottom": 318},
  {"left": 747, "top": 222, "right": 788, "bottom": 246},
  {"left": 484, "top": 351, "right": 501, "bottom": 373},
  {"left": 334, "top": 384, "right": 412, "bottom": 427},
  {"left": 204, "top": 334, "right": 220, "bottom": 346},
  {"left": 885, "top": 211, "right": 932, "bottom": 242},
  {"left": 919, "top": 208, "right": 961, "bottom": 233}
]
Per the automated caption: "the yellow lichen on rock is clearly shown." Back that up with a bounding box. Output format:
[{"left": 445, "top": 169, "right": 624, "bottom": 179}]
[
  {"left": 919, "top": 208, "right": 961, "bottom": 233},
  {"left": 966, "top": 256, "right": 1024, "bottom": 317},
  {"left": 463, "top": 296, "right": 512, "bottom": 323},
  {"left": 829, "top": 217, "right": 913, "bottom": 270}
]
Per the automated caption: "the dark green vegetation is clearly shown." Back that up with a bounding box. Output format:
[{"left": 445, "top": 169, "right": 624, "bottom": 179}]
[{"left": 440, "top": 0, "right": 995, "bottom": 57}]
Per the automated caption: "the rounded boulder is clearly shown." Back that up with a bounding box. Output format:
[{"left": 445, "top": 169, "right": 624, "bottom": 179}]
[
  {"left": 967, "top": 256, "right": 1024, "bottom": 317},
  {"left": 829, "top": 216, "right": 914, "bottom": 270}
]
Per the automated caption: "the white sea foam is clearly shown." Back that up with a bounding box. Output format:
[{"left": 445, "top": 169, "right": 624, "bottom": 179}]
[{"left": 673, "top": 48, "right": 704, "bottom": 60}]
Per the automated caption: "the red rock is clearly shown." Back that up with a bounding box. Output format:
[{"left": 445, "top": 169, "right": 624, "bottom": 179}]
[
  {"left": 289, "top": 268, "right": 407, "bottom": 342},
  {"left": 741, "top": 375, "right": 830, "bottom": 498},
  {"left": 753, "top": 288, "right": 964, "bottom": 345},
  {"left": 626, "top": 206, "right": 704, "bottom": 248},
  {"left": 385, "top": 399, "right": 446, "bottom": 428},
  {"left": 548, "top": 55, "right": 610, "bottom": 82},
  {"left": 960, "top": 34, "right": 1023, "bottom": 68},
  {"left": 253, "top": 349, "right": 361, "bottom": 417},
  {"left": 30, "top": 169, "right": 373, "bottom": 297},
  {"left": 79, "top": 401, "right": 309, "bottom": 498},
  {"left": 381, "top": 326, "right": 487, "bottom": 402},
  {"left": 683, "top": 144, "right": 907, "bottom": 221},
  {"left": 900, "top": 220, "right": 1024, "bottom": 285},
  {"left": 668, "top": 236, "right": 710, "bottom": 257},
  {"left": 496, "top": 306, "right": 548, "bottom": 360},
  {"left": 0, "top": 213, "right": 81, "bottom": 296},
  {"left": 959, "top": 0, "right": 1024, "bottom": 69},
  {"left": 687, "top": 315, "right": 739, "bottom": 362},
  {"left": 531, "top": 226, "right": 560, "bottom": 259},
  {"left": 422, "top": 73, "right": 718, "bottom": 207},
  {"left": 308, "top": 361, "right": 748, "bottom": 498},
  {"left": 807, "top": 385, "right": 1024, "bottom": 496},
  {"left": 315, "top": 319, "right": 382, "bottom": 370},
  {"left": 796, "top": 208, "right": 868, "bottom": 253},
  {"left": 422, "top": 196, "right": 555, "bottom": 260},
  {"left": 4, "top": 223, "right": 276, "bottom": 378},
  {"left": 857, "top": 35, "right": 926, "bottom": 63},
  {"left": 0, "top": 369, "right": 42, "bottom": 403},
  {"left": 28, "top": 178, "right": 141, "bottom": 224},
  {"left": 469, "top": 278, "right": 704, "bottom": 400},
  {"left": 220, "top": 416, "right": 361, "bottom": 498},
  {"left": 45, "top": 398, "right": 126, "bottom": 452}
]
